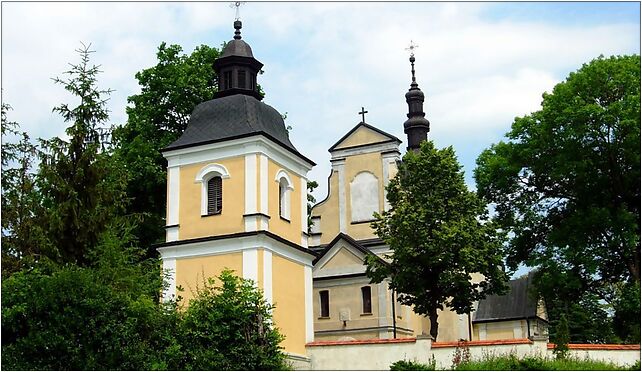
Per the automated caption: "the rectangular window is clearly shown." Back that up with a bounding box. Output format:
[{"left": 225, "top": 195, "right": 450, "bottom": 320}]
[
  {"left": 223, "top": 71, "right": 232, "bottom": 90},
  {"left": 361, "top": 286, "right": 372, "bottom": 314},
  {"left": 238, "top": 70, "right": 246, "bottom": 89},
  {"left": 251, "top": 74, "right": 256, "bottom": 90},
  {"left": 319, "top": 290, "right": 329, "bottom": 318}
]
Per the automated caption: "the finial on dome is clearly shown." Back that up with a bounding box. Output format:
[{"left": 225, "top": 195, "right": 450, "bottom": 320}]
[
  {"left": 405, "top": 40, "right": 419, "bottom": 86},
  {"left": 234, "top": 20, "right": 242, "bottom": 40},
  {"left": 402, "top": 40, "right": 430, "bottom": 151}
]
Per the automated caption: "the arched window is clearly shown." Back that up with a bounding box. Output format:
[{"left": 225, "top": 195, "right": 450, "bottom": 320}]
[
  {"left": 195, "top": 163, "right": 230, "bottom": 216},
  {"left": 275, "top": 169, "right": 294, "bottom": 221},
  {"left": 279, "top": 178, "right": 288, "bottom": 219},
  {"left": 207, "top": 176, "right": 223, "bottom": 215}
]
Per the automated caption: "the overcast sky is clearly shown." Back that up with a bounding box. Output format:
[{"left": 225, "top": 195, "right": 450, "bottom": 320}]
[{"left": 2, "top": 1, "right": 640, "bottom": 202}]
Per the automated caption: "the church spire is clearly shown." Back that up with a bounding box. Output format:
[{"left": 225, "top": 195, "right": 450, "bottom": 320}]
[
  {"left": 212, "top": 18, "right": 264, "bottom": 100},
  {"left": 403, "top": 41, "right": 430, "bottom": 151}
]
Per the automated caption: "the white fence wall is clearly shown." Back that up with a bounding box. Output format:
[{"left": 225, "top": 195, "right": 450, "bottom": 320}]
[{"left": 305, "top": 338, "right": 640, "bottom": 370}]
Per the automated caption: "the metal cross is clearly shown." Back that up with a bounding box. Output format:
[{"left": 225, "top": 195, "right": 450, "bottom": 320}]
[
  {"left": 405, "top": 40, "right": 418, "bottom": 57},
  {"left": 229, "top": 1, "right": 246, "bottom": 21},
  {"left": 358, "top": 107, "right": 368, "bottom": 123}
]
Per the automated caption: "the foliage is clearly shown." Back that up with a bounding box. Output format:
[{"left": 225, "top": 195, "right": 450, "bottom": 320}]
[
  {"left": 455, "top": 353, "right": 633, "bottom": 370},
  {"left": 2, "top": 265, "right": 288, "bottom": 370},
  {"left": 474, "top": 55, "right": 640, "bottom": 343},
  {"left": 33, "top": 43, "right": 129, "bottom": 267},
  {"left": 112, "top": 42, "right": 220, "bottom": 253},
  {"left": 553, "top": 313, "right": 571, "bottom": 359},
  {"left": 1, "top": 264, "right": 177, "bottom": 370},
  {"left": 366, "top": 140, "right": 508, "bottom": 340},
  {"left": 177, "top": 269, "right": 288, "bottom": 370},
  {"left": 307, "top": 180, "right": 319, "bottom": 232},
  {"left": 612, "top": 281, "right": 641, "bottom": 343},
  {"left": 452, "top": 340, "right": 472, "bottom": 368},
  {"left": 390, "top": 358, "right": 436, "bottom": 371},
  {"left": 1, "top": 104, "right": 48, "bottom": 277},
  {"left": 536, "top": 267, "right": 618, "bottom": 344}
]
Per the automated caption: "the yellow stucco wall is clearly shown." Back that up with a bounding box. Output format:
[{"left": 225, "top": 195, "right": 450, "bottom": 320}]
[
  {"left": 314, "top": 330, "right": 380, "bottom": 341},
  {"left": 175, "top": 252, "right": 243, "bottom": 304},
  {"left": 333, "top": 126, "right": 389, "bottom": 150},
  {"left": 272, "top": 254, "right": 307, "bottom": 355},
  {"left": 268, "top": 159, "right": 303, "bottom": 244},
  {"left": 345, "top": 152, "right": 384, "bottom": 241},
  {"left": 312, "top": 152, "right": 389, "bottom": 245},
  {"left": 472, "top": 320, "right": 526, "bottom": 341},
  {"left": 178, "top": 157, "right": 245, "bottom": 239},
  {"left": 320, "top": 247, "right": 364, "bottom": 269},
  {"left": 313, "top": 282, "right": 381, "bottom": 333},
  {"left": 312, "top": 170, "right": 340, "bottom": 245}
]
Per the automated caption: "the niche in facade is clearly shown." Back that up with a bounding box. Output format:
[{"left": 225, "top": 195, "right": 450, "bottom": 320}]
[{"left": 350, "top": 171, "right": 379, "bottom": 223}]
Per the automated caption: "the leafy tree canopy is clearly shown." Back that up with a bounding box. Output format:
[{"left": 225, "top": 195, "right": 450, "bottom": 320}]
[
  {"left": 475, "top": 54, "right": 640, "bottom": 343},
  {"left": 366, "top": 140, "right": 508, "bottom": 341},
  {"left": 112, "top": 43, "right": 220, "bottom": 253}
]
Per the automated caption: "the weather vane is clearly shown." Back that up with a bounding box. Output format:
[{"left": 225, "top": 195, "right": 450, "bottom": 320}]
[
  {"left": 405, "top": 40, "right": 418, "bottom": 58},
  {"left": 230, "top": 1, "right": 246, "bottom": 21}
]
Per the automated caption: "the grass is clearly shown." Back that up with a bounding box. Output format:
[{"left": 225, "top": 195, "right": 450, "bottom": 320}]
[{"left": 454, "top": 354, "right": 637, "bottom": 371}]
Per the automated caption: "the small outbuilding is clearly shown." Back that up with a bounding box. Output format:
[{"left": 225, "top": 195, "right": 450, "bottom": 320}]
[{"left": 472, "top": 272, "right": 549, "bottom": 340}]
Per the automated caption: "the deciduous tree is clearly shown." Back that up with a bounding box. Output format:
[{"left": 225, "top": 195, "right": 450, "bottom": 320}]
[
  {"left": 366, "top": 141, "right": 507, "bottom": 341},
  {"left": 475, "top": 55, "right": 640, "bottom": 342},
  {"left": 112, "top": 43, "right": 220, "bottom": 252}
]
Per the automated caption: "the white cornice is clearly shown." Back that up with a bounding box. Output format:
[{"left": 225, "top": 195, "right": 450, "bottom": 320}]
[
  {"left": 157, "top": 233, "right": 315, "bottom": 267},
  {"left": 330, "top": 141, "right": 400, "bottom": 160},
  {"left": 164, "top": 135, "right": 313, "bottom": 177}
]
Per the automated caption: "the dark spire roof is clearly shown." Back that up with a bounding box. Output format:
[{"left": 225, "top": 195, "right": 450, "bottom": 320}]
[
  {"left": 403, "top": 54, "right": 430, "bottom": 151},
  {"left": 163, "top": 21, "right": 315, "bottom": 167},
  {"left": 213, "top": 21, "right": 263, "bottom": 101}
]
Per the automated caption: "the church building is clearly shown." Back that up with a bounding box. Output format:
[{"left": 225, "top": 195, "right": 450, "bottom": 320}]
[{"left": 156, "top": 20, "right": 548, "bottom": 362}]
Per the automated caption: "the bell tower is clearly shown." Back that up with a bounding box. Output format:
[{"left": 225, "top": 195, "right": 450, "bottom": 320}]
[{"left": 157, "top": 20, "right": 316, "bottom": 360}]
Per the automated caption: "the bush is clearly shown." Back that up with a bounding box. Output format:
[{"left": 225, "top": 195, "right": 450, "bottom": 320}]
[
  {"left": 1, "top": 267, "right": 178, "bottom": 370},
  {"left": 455, "top": 354, "right": 631, "bottom": 370},
  {"left": 1, "top": 267, "right": 288, "bottom": 370},
  {"left": 390, "top": 358, "right": 436, "bottom": 370},
  {"left": 176, "top": 269, "right": 288, "bottom": 370}
]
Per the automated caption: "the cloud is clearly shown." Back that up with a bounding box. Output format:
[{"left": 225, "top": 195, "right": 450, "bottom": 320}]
[{"left": 2, "top": 2, "right": 639, "bottom": 201}]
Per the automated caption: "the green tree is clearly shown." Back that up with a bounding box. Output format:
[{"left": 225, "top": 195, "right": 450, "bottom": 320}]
[
  {"left": 1, "top": 103, "right": 48, "bottom": 276},
  {"left": 553, "top": 313, "right": 571, "bottom": 359},
  {"left": 112, "top": 43, "right": 220, "bottom": 253},
  {"left": 475, "top": 55, "right": 640, "bottom": 342},
  {"left": 35, "top": 43, "right": 128, "bottom": 266},
  {"left": 366, "top": 141, "right": 508, "bottom": 341},
  {"left": 177, "top": 270, "right": 287, "bottom": 370},
  {"left": 1, "top": 236, "right": 179, "bottom": 370}
]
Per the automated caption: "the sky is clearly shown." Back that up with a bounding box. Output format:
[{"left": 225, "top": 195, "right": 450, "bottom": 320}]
[{"left": 2, "top": 1, "right": 640, "bottom": 204}]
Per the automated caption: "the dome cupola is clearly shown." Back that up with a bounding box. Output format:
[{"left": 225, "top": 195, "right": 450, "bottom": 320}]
[
  {"left": 213, "top": 20, "right": 264, "bottom": 100},
  {"left": 403, "top": 51, "right": 430, "bottom": 151}
]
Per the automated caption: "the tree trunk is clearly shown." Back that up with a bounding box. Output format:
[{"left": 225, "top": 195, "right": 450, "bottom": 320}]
[{"left": 429, "top": 308, "right": 439, "bottom": 341}]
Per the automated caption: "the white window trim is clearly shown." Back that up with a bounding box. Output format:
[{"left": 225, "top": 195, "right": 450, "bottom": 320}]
[
  {"left": 195, "top": 163, "right": 230, "bottom": 216},
  {"left": 275, "top": 169, "right": 294, "bottom": 220}
]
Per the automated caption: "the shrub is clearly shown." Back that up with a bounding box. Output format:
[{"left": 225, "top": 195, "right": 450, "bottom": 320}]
[
  {"left": 1, "top": 267, "right": 288, "bottom": 370},
  {"left": 455, "top": 354, "right": 631, "bottom": 370},
  {"left": 176, "top": 269, "right": 288, "bottom": 370},
  {"left": 390, "top": 358, "right": 436, "bottom": 370}
]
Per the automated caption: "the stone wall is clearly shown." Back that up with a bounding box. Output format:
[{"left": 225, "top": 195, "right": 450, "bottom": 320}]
[{"left": 305, "top": 338, "right": 640, "bottom": 370}]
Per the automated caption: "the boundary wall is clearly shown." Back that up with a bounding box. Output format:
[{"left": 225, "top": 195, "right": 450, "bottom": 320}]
[{"left": 305, "top": 337, "right": 640, "bottom": 370}]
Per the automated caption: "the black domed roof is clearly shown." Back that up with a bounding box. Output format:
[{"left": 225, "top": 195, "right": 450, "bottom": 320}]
[
  {"left": 221, "top": 39, "right": 254, "bottom": 58},
  {"left": 163, "top": 95, "right": 314, "bottom": 165}
]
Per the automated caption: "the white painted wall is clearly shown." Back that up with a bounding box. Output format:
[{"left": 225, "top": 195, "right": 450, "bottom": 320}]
[{"left": 305, "top": 339, "right": 641, "bottom": 370}]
